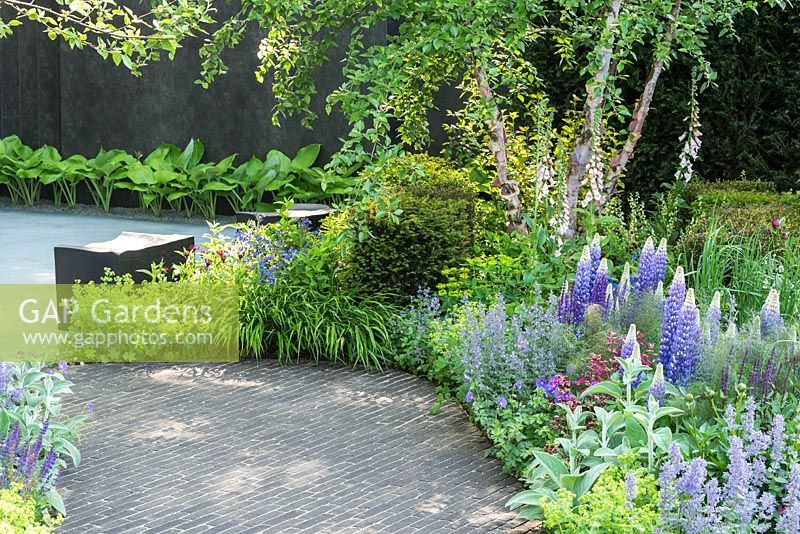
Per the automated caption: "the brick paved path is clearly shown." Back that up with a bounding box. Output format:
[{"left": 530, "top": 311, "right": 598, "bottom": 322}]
[{"left": 58, "top": 362, "right": 534, "bottom": 533}]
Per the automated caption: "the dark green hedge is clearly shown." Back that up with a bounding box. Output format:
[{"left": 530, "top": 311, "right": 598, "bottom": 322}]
[
  {"left": 680, "top": 188, "right": 800, "bottom": 256},
  {"left": 349, "top": 155, "right": 476, "bottom": 299}
]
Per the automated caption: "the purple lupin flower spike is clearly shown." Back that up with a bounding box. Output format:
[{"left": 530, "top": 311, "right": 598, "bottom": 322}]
[
  {"left": 666, "top": 288, "right": 701, "bottom": 385},
  {"left": 654, "top": 238, "right": 668, "bottom": 285},
  {"left": 621, "top": 324, "right": 637, "bottom": 361},
  {"left": 636, "top": 237, "right": 656, "bottom": 292},
  {"left": 760, "top": 289, "right": 782, "bottom": 338},
  {"left": 590, "top": 258, "right": 609, "bottom": 306},
  {"left": 557, "top": 279, "right": 572, "bottom": 324},
  {"left": 589, "top": 234, "right": 602, "bottom": 281},
  {"left": 604, "top": 283, "right": 614, "bottom": 315},
  {"left": 648, "top": 363, "right": 666, "bottom": 407},
  {"left": 659, "top": 266, "right": 686, "bottom": 369},
  {"left": 617, "top": 262, "right": 631, "bottom": 307},
  {"left": 707, "top": 291, "right": 722, "bottom": 347},
  {"left": 572, "top": 246, "right": 593, "bottom": 324}
]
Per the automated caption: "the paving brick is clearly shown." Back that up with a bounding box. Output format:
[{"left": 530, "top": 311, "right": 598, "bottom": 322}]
[{"left": 57, "top": 361, "right": 534, "bottom": 533}]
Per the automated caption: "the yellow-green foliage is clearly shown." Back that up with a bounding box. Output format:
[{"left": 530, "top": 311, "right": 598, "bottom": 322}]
[
  {"left": 0, "top": 485, "right": 61, "bottom": 534},
  {"left": 541, "top": 466, "right": 660, "bottom": 534},
  {"left": 350, "top": 154, "right": 477, "bottom": 298}
]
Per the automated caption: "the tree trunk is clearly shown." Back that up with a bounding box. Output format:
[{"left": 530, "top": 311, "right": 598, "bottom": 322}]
[
  {"left": 562, "top": 0, "right": 621, "bottom": 238},
  {"left": 605, "top": 0, "right": 683, "bottom": 192},
  {"left": 472, "top": 59, "right": 528, "bottom": 234}
]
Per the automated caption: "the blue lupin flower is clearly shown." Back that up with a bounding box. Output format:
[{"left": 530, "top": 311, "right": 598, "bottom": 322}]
[
  {"left": 571, "top": 246, "right": 593, "bottom": 324},
  {"left": 589, "top": 234, "right": 602, "bottom": 282},
  {"left": 636, "top": 237, "right": 656, "bottom": 293},
  {"left": 654, "top": 238, "right": 668, "bottom": 286},
  {"left": 665, "top": 288, "right": 701, "bottom": 385},
  {"left": 591, "top": 258, "right": 609, "bottom": 306},
  {"left": 760, "top": 289, "right": 782, "bottom": 339},
  {"left": 617, "top": 262, "right": 631, "bottom": 308},
  {"left": 557, "top": 279, "right": 572, "bottom": 324},
  {"left": 648, "top": 363, "right": 666, "bottom": 406},
  {"left": 659, "top": 266, "right": 686, "bottom": 370},
  {"left": 621, "top": 323, "right": 637, "bottom": 361}
]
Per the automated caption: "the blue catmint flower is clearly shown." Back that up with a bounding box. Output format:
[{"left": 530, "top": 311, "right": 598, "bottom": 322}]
[
  {"left": 665, "top": 289, "right": 701, "bottom": 385},
  {"left": 87, "top": 401, "right": 94, "bottom": 412},
  {"left": 771, "top": 414, "right": 786, "bottom": 468},
  {"left": 0, "top": 363, "right": 11, "bottom": 394},
  {"left": 707, "top": 291, "right": 722, "bottom": 347},
  {"left": 777, "top": 466, "right": 800, "bottom": 533},
  {"left": 636, "top": 237, "right": 656, "bottom": 292},
  {"left": 659, "top": 266, "right": 686, "bottom": 371},
  {"left": 572, "top": 246, "right": 593, "bottom": 324},
  {"left": 57, "top": 361, "right": 68, "bottom": 373},
  {"left": 760, "top": 289, "right": 782, "bottom": 339},
  {"left": 557, "top": 279, "right": 572, "bottom": 324},
  {"left": 624, "top": 472, "right": 637, "bottom": 509}
]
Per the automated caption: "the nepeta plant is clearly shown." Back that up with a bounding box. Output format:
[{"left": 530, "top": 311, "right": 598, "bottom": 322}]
[
  {"left": 659, "top": 397, "right": 798, "bottom": 533},
  {"left": 461, "top": 292, "right": 574, "bottom": 402}
]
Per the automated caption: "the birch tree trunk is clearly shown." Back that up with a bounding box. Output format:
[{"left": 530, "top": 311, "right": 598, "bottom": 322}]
[
  {"left": 562, "top": 0, "right": 622, "bottom": 238},
  {"left": 473, "top": 59, "right": 528, "bottom": 234},
  {"left": 605, "top": 0, "right": 683, "bottom": 191}
]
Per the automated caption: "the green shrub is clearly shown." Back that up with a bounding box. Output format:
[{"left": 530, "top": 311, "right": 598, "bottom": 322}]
[
  {"left": 680, "top": 190, "right": 800, "bottom": 258},
  {"left": 0, "top": 485, "right": 61, "bottom": 533},
  {"left": 349, "top": 154, "right": 476, "bottom": 299},
  {"left": 683, "top": 179, "right": 777, "bottom": 205},
  {"left": 540, "top": 464, "right": 661, "bottom": 534}
]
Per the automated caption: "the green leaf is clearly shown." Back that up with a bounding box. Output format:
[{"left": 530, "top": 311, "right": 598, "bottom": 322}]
[
  {"left": 581, "top": 381, "right": 622, "bottom": 400},
  {"left": 46, "top": 487, "right": 66, "bottom": 516},
  {"left": 573, "top": 463, "right": 610, "bottom": 498},
  {"left": 532, "top": 450, "right": 568, "bottom": 483},
  {"left": 625, "top": 417, "right": 647, "bottom": 447},
  {"left": 291, "top": 144, "right": 321, "bottom": 170}
]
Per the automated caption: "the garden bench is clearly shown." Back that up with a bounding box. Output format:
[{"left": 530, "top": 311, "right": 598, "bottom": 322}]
[
  {"left": 236, "top": 203, "right": 334, "bottom": 230},
  {"left": 54, "top": 231, "right": 194, "bottom": 284}
]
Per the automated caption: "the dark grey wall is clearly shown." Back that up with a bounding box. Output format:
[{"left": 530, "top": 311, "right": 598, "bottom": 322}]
[{"left": 0, "top": 8, "right": 388, "bottom": 162}]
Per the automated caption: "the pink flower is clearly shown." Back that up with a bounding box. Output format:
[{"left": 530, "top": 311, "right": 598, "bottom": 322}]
[
  {"left": 782, "top": 231, "right": 789, "bottom": 239},
  {"left": 772, "top": 219, "right": 782, "bottom": 229}
]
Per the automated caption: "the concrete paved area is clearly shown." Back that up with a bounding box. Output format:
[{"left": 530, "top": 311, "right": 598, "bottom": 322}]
[
  {"left": 0, "top": 210, "right": 214, "bottom": 283},
  {"left": 58, "top": 362, "right": 532, "bottom": 533}
]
